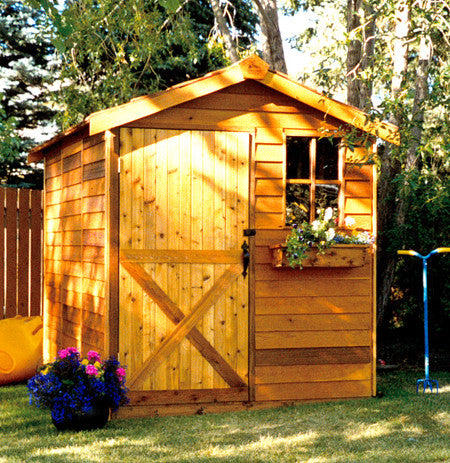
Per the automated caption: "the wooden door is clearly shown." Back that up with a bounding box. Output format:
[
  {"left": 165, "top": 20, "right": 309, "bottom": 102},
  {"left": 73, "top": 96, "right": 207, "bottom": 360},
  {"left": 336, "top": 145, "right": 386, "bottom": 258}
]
[{"left": 119, "top": 128, "right": 249, "bottom": 402}]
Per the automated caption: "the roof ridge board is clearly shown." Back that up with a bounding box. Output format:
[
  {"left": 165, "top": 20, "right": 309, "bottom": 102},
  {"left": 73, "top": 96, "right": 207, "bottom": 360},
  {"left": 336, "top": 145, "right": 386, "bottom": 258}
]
[{"left": 86, "top": 61, "right": 241, "bottom": 121}]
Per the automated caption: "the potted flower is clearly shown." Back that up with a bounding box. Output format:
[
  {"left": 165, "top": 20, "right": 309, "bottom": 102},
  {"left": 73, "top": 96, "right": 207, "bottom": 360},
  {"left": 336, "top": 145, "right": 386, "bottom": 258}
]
[
  {"left": 272, "top": 208, "right": 373, "bottom": 268},
  {"left": 28, "top": 347, "right": 129, "bottom": 431}
]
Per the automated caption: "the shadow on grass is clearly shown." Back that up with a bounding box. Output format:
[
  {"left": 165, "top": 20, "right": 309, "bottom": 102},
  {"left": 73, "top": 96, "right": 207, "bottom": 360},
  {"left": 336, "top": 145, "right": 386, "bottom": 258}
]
[{"left": 1, "top": 370, "right": 449, "bottom": 463}]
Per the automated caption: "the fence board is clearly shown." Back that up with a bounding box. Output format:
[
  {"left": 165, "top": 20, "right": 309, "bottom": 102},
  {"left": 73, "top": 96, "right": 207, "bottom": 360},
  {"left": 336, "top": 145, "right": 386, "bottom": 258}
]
[
  {"left": 0, "top": 188, "right": 4, "bottom": 314},
  {"left": 1, "top": 187, "right": 42, "bottom": 318},
  {"left": 18, "top": 189, "right": 30, "bottom": 316},
  {"left": 5, "top": 188, "right": 17, "bottom": 318},
  {"left": 30, "top": 190, "right": 42, "bottom": 316}
]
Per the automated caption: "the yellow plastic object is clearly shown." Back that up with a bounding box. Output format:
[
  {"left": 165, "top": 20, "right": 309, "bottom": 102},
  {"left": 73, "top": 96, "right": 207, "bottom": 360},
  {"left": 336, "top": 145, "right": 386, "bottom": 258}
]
[
  {"left": 0, "top": 316, "right": 43, "bottom": 385},
  {"left": 435, "top": 247, "right": 450, "bottom": 253},
  {"left": 397, "top": 250, "right": 417, "bottom": 256}
]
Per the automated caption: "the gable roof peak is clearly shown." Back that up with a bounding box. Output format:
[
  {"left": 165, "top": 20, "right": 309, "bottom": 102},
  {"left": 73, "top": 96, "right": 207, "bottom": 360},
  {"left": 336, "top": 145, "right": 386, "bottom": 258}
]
[{"left": 238, "top": 55, "right": 270, "bottom": 79}]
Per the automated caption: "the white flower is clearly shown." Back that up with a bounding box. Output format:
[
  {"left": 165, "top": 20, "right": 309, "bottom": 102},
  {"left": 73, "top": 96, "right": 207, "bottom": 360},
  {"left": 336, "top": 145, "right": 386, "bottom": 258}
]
[
  {"left": 312, "top": 220, "right": 321, "bottom": 231},
  {"left": 324, "top": 207, "right": 334, "bottom": 222},
  {"left": 345, "top": 216, "right": 356, "bottom": 228},
  {"left": 326, "top": 228, "right": 335, "bottom": 241}
]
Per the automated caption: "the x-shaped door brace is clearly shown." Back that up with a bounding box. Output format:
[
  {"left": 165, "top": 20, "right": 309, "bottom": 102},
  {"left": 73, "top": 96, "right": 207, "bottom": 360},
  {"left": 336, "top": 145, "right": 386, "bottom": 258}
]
[{"left": 120, "top": 249, "right": 247, "bottom": 389}]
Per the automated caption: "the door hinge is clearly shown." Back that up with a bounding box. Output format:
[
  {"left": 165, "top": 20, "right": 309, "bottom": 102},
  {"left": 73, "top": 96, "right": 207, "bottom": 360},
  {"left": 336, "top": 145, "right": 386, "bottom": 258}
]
[{"left": 243, "top": 229, "right": 256, "bottom": 237}]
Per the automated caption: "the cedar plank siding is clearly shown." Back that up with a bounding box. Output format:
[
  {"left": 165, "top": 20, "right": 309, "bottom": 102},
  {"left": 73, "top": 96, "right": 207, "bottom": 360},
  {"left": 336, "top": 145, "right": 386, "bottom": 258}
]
[
  {"left": 122, "top": 80, "right": 377, "bottom": 402},
  {"left": 43, "top": 132, "right": 107, "bottom": 361}
]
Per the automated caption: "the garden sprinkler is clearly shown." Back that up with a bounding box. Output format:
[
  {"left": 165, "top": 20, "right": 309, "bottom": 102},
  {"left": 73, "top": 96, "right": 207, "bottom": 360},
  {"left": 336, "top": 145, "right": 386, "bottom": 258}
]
[{"left": 397, "top": 247, "right": 450, "bottom": 394}]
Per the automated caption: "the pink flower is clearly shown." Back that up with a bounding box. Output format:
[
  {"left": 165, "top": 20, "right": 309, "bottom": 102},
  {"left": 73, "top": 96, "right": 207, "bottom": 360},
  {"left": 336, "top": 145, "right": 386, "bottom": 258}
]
[
  {"left": 116, "top": 367, "right": 126, "bottom": 380},
  {"left": 58, "top": 347, "right": 80, "bottom": 359},
  {"left": 58, "top": 349, "right": 69, "bottom": 359},
  {"left": 87, "top": 351, "right": 101, "bottom": 362},
  {"left": 86, "top": 365, "right": 99, "bottom": 376}
]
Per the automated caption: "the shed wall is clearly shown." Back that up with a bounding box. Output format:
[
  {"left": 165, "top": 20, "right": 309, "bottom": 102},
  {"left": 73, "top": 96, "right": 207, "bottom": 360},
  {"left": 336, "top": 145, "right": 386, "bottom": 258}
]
[
  {"left": 43, "top": 133, "right": 107, "bottom": 360},
  {"left": 119, "top": 80, "right": 377, "bottom": 406}
]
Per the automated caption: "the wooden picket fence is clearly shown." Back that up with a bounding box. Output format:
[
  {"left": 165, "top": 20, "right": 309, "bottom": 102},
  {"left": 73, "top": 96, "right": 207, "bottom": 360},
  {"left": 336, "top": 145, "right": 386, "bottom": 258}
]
[{"left": 1, "top": 187, "right": 42, "bottom": 319}]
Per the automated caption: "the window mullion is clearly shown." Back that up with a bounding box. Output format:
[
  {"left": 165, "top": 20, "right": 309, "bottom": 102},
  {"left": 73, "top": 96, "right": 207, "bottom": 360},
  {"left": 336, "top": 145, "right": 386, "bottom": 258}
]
[
  {"left": 338, "top": 143, "right": 345, "bottom": 226},
  {"left": 310, "top": 138, "right": 316, "bottom": 222}
]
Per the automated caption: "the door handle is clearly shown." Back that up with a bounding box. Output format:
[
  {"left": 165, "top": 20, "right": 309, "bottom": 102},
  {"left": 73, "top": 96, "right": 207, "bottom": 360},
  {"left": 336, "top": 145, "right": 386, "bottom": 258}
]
[{"left": 241, "top": 240, "right": 250, "bottom": 278}]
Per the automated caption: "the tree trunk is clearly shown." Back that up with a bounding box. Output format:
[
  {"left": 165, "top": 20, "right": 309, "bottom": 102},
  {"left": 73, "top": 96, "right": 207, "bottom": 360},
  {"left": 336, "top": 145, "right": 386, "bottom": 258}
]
[
  {"left": 209, "top": 0, "right": 240, "bottom": 63},
  {"left": 406, "top": 34, "right": 432, "bottom": 170},
  {"left": 359, "top": 1, "right": 375, "bottom": 111},
  {"left": 253, "top": 0, "right": 287, "bottom": 73},
  {"left": 346, "top": 0, "right": 363, "bottom": 108},
  {"left": 393, "top": 32, "right": 432, "bottom": 239},
  {"left": 346, "top": 0, "right": 375, "bottom": 110},
  {"left": 376, "top": 0, "right": 411, "bottom": 325}
]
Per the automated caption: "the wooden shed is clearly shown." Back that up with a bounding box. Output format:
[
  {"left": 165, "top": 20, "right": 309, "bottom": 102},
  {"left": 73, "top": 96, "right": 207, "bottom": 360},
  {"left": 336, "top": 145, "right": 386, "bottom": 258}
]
[{"left": 29, "top": 55, "right": 399, "bottom": 418}]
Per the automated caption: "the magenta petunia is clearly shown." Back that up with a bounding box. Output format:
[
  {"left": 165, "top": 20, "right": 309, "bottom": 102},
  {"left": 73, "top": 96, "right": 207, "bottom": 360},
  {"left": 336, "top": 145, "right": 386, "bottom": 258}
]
[
  {"left": 58, "top": 347, "right": 79, "bottom": 358},
  {"left": 87, "top": 350, "right": 101, "bottom": 362},
  {"left": 116, "top": 367, "right": 126, "bottom": 379},
  {"left": 86, "top": 364, "right": 98, "bottom": 376},
  {"left": 58, "top": 349, "right": 69, "bottom": 359}
]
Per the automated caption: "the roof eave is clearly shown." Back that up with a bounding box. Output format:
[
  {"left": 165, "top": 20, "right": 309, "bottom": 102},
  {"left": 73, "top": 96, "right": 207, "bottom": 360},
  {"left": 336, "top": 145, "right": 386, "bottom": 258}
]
[
  {"left": 27, "top": 121, "right": 89, "bottom": 163},
  {"left": 259, "top": 71, "right": 400, "bottom": 145}
]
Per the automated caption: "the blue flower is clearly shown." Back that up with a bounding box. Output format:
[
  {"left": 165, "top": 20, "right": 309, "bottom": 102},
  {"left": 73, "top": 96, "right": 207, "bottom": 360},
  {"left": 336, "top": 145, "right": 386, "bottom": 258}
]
[{"left": 28, "top": 349, "right": 129, "bottom": 421}]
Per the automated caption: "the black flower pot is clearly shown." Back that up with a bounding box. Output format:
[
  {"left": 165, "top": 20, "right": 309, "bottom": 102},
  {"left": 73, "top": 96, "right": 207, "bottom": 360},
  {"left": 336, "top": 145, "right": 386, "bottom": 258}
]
[{"left": 52, "top": 402, "right": 110, "bottom": 431}]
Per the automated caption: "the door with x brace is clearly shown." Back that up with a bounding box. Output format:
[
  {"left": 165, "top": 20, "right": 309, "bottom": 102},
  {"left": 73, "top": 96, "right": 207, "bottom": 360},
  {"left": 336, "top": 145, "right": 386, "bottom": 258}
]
[{"left": 119, "top": 128, "right": 249, "bottom": 399}]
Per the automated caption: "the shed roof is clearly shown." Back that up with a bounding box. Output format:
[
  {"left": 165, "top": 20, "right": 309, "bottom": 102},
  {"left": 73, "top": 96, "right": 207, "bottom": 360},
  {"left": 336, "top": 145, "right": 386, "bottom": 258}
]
[{"left": 28, "top": 55, "right": 399, "bottom": 163}]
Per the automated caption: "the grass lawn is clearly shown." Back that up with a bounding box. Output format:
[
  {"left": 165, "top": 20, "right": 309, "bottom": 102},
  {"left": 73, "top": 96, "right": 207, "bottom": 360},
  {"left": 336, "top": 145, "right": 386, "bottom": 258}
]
[{"left": 1, "top": 370, "right": 449, "bottom": 463}]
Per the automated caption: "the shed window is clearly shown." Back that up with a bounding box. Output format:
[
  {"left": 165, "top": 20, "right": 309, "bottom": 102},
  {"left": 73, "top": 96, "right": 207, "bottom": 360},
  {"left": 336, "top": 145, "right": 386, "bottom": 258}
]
[{"left": 286, "top": 136, "right": 342, "bottom": 225}]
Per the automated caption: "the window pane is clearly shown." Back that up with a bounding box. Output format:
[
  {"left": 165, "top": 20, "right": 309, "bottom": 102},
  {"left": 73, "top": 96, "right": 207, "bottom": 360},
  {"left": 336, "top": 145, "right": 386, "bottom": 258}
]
[
  {"left": 316, "top": 138, "right": 339, "bottom": 180},
  {"left": 286, "top": 184, "right": 310, "bottom": 224},
  {"left": 287, "top": 137, "right": 310, "bottom": 179},
  {"left": 315, "top": 185, "right": 339, "bottom": 217}
]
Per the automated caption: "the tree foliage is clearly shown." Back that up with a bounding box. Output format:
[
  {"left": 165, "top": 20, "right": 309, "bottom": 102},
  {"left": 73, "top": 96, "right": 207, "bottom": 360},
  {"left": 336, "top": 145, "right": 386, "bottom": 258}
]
[
  {"left": 29, "top": 0, "right": 257, "bottom": 128},
  {"left": 286, "top": 0, "right": 450, "bottom": 364}
]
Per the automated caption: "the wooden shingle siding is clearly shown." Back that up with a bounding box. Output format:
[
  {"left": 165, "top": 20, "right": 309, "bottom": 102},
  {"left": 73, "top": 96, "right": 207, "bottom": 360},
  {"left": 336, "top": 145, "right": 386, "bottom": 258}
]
[
  {"left": 255, "top": 347, "right": 372, "bottom": 365},
  {"left": 43, "top": 134, "right": 107, "bottom": 361}
]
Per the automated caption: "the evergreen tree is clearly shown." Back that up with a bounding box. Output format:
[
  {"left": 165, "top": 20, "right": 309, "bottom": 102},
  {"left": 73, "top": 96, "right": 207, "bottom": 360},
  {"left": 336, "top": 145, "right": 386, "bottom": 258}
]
[{"left": 0, "top": 0, "right": 57, "bottom": 187}]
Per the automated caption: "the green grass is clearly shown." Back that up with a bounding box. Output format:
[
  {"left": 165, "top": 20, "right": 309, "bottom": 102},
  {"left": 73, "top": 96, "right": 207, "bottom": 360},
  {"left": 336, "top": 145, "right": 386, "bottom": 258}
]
[{"left": 1, "top": 370, "right": 449, "bottom": 462}]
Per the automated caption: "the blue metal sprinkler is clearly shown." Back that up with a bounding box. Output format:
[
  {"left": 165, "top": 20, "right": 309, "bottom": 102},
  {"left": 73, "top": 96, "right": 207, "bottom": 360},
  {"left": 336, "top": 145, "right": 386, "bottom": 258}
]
[{"left": 397, "top": 247, "right": 450, "bottom": 394}]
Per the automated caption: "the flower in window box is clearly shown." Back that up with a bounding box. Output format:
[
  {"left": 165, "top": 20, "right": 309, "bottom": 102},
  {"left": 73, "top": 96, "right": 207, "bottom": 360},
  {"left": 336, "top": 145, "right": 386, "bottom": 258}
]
[{"left": 286, "top": 209, "right": 373, "bottom": 268}]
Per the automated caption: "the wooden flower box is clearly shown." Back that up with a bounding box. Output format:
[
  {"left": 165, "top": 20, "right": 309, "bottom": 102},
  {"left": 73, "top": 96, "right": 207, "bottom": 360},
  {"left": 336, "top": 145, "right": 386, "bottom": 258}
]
[{"left": 269, "top": 244, "right": 370, "bottom": 268}]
